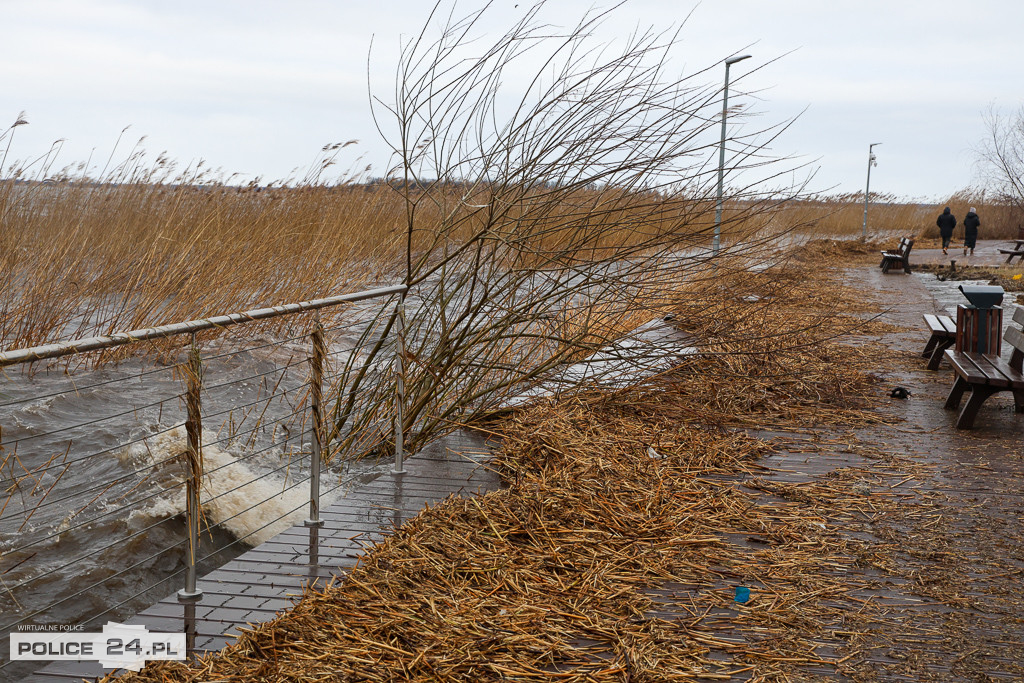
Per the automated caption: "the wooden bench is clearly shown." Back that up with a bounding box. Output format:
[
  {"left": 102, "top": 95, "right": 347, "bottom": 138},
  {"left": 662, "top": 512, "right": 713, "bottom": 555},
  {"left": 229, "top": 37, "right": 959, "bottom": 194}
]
[
  {"left": 921, "top": 313, "right": 956, "bottom": 370},
  {"left": 880, "top": 237, "right": 913, "bottom": 274},
  {"left": 943, "top": 306, "right": 1024, "bottom": 429},
  {"left": 997, "top": 238, "right": 1024, "bottom": 264}
]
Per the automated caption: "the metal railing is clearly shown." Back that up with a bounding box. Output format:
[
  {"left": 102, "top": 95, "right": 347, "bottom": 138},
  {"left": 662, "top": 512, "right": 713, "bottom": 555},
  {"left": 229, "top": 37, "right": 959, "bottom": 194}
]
[{"left": 0, "top": 284, "right": 408, "bottom": 676}]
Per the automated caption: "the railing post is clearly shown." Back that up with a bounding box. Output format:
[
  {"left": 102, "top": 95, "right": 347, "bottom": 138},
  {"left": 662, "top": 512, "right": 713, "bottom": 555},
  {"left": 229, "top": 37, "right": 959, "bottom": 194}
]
[
  {"left": 305, "top": 314, "right": 326, "bottom": 549},
  {"left": 178, "top": 333, "right": 203, "bottom": 605},
  {"left": 392, "top": 292, "right": 406, "bottom": 475}
]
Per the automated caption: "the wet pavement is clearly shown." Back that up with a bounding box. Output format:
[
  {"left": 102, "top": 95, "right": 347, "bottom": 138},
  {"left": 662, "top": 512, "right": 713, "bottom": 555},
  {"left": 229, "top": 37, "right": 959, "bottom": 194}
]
[
  {"left": 728, "top": 261, "right": 1024, "bottom": 679},
  {"left": 909, "top": 238, "right": 1024, "bottom": 270}
]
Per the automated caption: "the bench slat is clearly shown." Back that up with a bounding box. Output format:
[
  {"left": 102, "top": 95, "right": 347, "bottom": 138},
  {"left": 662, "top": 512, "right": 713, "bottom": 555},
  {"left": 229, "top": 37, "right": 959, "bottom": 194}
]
[
  {"left": 974, "top": 353, "right": 1024, "bottom": 388},
  {"left": 963, "top": 352, "right": 1010, "bottom": 386},
  {"left": 945, "top": 349, "right": 989, "bottom": 383},
  {"left": 1005, "top": 325, "right": 1024, "bottom": 355},
  {"left": 923, "top": 314, "right": 956, "bottom": 336},
  {"left": 1014, "top": 307, "right": 1024, "bottom": 327},
  {"left": 992, "top": 356, "right": 1024, "bottom": 386},
  {"left": 966, "top": 353, "right": 1015, "bottom": 387}
]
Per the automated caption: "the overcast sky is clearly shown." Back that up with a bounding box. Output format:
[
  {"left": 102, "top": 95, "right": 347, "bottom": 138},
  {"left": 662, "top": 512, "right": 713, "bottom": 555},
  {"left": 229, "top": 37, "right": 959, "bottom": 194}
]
[{"left": 2, "top": 0, "right": 1021, "bottom": 200}]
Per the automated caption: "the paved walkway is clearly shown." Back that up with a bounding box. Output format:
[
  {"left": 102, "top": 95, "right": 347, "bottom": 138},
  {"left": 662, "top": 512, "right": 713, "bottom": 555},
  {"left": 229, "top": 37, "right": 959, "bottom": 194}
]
[
  {"left": 24, "top": 433, "right": 501, "bottom": 682},
  {"left": 731, "top": 263, "right": 1024, "bottom": 678},
  {"left": 910, "top": 238, "right": 1022, "bottom": 268}
]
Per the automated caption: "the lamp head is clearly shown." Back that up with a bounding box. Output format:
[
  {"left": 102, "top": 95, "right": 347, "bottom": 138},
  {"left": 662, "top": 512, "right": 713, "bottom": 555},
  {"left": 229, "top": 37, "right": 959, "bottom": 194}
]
[{"left": 725, "top": 54, "right": 752, "bottom": 66}]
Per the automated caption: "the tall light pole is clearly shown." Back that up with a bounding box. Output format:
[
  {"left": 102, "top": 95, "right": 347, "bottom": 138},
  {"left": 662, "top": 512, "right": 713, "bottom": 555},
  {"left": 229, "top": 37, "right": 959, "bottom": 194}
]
[
  {"left": 713, "top": 55, "right": 751, "bottom": 257},
  {"left": 862, "top": 143, "right": 881, "bottom": 239}
]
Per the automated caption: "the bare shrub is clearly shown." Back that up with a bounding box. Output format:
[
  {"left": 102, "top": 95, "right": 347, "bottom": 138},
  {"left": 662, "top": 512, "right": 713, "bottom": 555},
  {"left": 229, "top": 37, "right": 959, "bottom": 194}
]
[
  {"left": 974, "top": 105, "right": 1024, "bottom": 238},
  {"left": 325, "top": 1, "right": 804, "bottom": 460}
]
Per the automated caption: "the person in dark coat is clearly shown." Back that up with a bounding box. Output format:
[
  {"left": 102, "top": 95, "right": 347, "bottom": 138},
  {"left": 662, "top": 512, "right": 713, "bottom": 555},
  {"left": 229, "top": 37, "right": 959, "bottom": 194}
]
[
  {"left": 963, "top": 207, "right": 980, "bottom": 255},
  {"left": 936, "top": 206, "right": 956, "bottom": 254}
]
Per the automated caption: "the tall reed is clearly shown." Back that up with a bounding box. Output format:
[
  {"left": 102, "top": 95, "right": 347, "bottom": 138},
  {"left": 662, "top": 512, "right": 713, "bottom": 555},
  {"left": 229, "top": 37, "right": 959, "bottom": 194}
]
[{"left": 0, "top": 172, "right": 410, "bottom": 351}]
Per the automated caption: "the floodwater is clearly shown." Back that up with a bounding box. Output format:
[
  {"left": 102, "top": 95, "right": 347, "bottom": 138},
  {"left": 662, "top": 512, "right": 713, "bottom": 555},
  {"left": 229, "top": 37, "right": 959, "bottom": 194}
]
[{"left": 0, "top": 323, "right": 393, "bottom": 681}]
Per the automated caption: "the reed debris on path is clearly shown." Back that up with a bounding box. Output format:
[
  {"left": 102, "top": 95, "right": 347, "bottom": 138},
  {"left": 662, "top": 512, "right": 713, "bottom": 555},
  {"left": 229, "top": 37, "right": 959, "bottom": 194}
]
[{"left": 108, "top": 261, "right": 972, "bottom": 682}]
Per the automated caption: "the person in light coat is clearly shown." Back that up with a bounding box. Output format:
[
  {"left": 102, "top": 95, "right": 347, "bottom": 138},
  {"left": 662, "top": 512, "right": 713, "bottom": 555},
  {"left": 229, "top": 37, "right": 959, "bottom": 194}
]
[{"left": 963, "top": 207, "right": 980, "bottom": 255}]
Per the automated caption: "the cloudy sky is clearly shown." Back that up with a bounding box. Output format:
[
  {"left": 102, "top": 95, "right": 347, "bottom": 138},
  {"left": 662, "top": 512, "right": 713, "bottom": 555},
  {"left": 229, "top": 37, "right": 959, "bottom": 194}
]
[{"left": 2, "top": 0, "right": 1021, "bottom": 200}]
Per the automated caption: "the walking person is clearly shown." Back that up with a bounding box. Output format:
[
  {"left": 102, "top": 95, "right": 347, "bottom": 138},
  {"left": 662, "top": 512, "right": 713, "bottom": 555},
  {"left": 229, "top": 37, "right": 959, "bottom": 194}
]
[
  {"left": 963, "top": 207, "right": 980, "bottom": 255},
  {"left": 936, "top": 206, "right": 956, "bottom": 255}
]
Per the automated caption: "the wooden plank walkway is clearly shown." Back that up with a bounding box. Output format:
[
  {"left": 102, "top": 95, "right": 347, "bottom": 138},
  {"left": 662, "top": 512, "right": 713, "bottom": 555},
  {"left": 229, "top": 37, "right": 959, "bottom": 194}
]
[{"left": 24, "top": 432, "right": 500, "bottom": 682}]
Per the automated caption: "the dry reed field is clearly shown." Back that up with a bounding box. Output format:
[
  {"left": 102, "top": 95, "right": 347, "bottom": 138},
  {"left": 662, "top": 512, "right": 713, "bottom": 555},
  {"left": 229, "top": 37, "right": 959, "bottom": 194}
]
[
  {"left": 0, "top": 171, "right": 999, "bottom": 356},
  {"left": 0, "top": 174, "right": 735, "bottom": 356},
  {"left": 105, "top": 250, "right": 1021, "bottom": 682},
  {"left": 0, "top": 177, "right": 411, "bottom": 351},
  {"left": 773, "top": 193, "right": 1018, "bottom": 243}
]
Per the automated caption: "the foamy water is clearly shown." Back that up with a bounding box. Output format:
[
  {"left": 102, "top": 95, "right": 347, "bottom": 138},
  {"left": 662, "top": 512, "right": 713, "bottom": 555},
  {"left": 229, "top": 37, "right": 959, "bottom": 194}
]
[{"left": 118, "top": 425, "right": 326, "bottom": 546}]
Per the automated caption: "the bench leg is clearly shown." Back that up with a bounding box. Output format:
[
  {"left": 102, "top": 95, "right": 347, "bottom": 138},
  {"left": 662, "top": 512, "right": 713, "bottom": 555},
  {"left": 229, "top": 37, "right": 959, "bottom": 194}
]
[
  {"left": 956, "top": 386, "right": 1000, "bottom": 429},
  {"left": 927, "top": 339, "right": 954, "bottom": 370},
  {"left": 944, "top": 376, "right": 970, "bottom": 410},
  {"left": 1014, "top": 390, "right": 1024, "bottom": 413},
  {"left": 881, "top": 260, "right": 891, "bottom": 274},
  {"left": 903, "top": 262, "right": 911, "bottom": 274},
  {"left": 922, "top": 334, "right": 939, "bottom": 359}
]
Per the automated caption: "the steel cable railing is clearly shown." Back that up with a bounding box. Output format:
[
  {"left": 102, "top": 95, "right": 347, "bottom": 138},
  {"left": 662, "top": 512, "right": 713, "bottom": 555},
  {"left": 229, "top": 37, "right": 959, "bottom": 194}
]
[
  {"left": 199, "top": 382, "right": 306, "bottom": 423},
  {"left": 1, "top": 438, "right": 315, "bottom": 625},
  {"left": 0, "top": 392, "right": 185, "bottom": 448},
  {"left": 0, "top": 535, "right": 190, "bottom": 638},
  {"left": 0, "top": 284, "right": 408, "bottom": 673},
  {"left": 199, "top": 330, "right": 315, "bottom": 362},
  {"left": 0, "top": 362, "right": 182, "bottom": 409},
  {"left": 3, "top": 356, "right": 310, "bottom": 535},
  {"left": 202, "top": 356, "right": 308, "bottom": 392},
  {"left": 1, "top": 493, "right": 188, "bottom": 596},
  {"left": 1, "top": 472, "right": 318, "bottom": 638},
  {"left": 0, "top": 422, "right": 185, "bottom": 497},
  {"left": 3, "top": 414, "right": 310, "bottom": 559},
  {"left": 0, "top": 455, "right": 373, "bottom": 680},
  {"left": 76, "top": 475, "right": 360, "bottom": 630},
  {"left": 2, "top": 478, "right": 186, "bottom": 557}
]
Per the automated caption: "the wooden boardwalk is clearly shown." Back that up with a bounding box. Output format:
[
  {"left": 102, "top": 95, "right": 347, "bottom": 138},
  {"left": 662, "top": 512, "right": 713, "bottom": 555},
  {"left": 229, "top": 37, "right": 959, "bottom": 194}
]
[{"left": 24, "top": 433, "right": 500, "bottom": 682}]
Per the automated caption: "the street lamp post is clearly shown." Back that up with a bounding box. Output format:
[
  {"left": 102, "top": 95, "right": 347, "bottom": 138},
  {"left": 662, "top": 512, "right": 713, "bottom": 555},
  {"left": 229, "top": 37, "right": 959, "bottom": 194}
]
[
  {"left": 713, "top": 54, "right": 751, "bottom": 258},
  {"left": 862, "top": 143, "right": 881, "bottom": 239}
]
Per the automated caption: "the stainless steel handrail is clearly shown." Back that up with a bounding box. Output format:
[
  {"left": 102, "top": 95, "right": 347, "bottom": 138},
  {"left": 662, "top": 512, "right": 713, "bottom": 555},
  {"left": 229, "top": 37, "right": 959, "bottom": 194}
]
[{"left": 0, "top": 284, "right": 408, "bottom": 367}]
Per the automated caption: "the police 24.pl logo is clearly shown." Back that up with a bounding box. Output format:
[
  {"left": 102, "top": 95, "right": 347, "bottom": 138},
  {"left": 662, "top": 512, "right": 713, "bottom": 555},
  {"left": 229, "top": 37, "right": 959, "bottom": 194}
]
[{"left": 11, "top": 622, "right": 186, "bottom": 671}]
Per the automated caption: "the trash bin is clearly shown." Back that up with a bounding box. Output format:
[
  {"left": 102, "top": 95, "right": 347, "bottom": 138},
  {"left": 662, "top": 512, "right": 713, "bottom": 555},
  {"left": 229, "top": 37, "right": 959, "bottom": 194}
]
[{"left": 955, "top": 285, "right": 1004, "bottom": 355}]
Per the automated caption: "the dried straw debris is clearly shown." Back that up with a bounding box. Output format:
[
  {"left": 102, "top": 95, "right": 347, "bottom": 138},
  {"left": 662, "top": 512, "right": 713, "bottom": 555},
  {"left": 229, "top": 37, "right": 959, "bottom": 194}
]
[{"left": 106, "top": 263, "right": 1024, "bottom": 682}]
